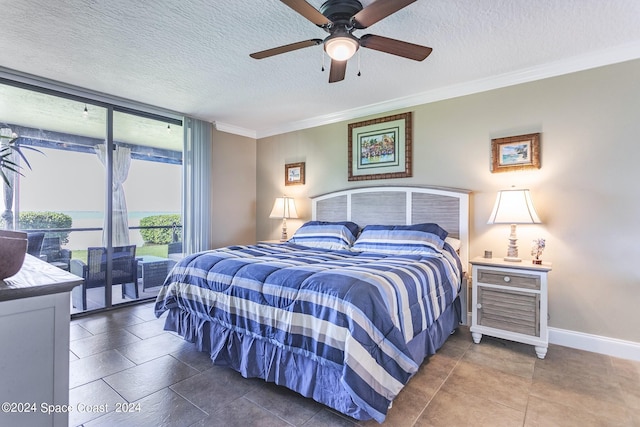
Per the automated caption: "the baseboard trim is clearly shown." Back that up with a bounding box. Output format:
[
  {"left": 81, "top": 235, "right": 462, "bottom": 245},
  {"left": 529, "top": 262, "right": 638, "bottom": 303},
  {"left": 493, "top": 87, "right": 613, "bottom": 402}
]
[
  {"left": 462, "top": 316, "right": 640, "bottom": 361},
  {"left": 549, "top": 327, "right": 640, "bottom": 362}
]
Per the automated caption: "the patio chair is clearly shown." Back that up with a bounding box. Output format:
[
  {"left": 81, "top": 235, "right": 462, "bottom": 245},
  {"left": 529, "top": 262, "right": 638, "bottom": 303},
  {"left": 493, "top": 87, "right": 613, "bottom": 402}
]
[
  {"left": 40, "top": 236, "right": 72, "bottom": 270},
  {"left": 167, "top": 240, "right": 182, "bottom": 259},
  {"left": 166, "top": 241, "right": 183, "bottom": 269},
  {"left": 70, "top": 245, "right": 139, "bottom": 310},
  {"left": 26, "top": 232, "right": 45, "bottom": 257}
]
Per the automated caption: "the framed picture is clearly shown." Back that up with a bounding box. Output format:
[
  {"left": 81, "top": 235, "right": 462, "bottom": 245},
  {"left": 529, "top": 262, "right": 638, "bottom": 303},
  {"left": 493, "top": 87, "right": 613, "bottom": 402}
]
[
  {"left": 285, "top": 162, "right": 305, "bottom": 186},
  {"left": 348, "top": 112, "right": 412, "bottom": 181},
  {"left": 491, "top": 133, "right": 541, "bottom": 173}
]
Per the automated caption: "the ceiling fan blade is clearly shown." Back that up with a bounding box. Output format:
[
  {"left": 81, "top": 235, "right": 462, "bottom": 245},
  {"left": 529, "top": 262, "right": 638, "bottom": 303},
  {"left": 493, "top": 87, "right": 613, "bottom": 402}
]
[
  {"left": 360, "top": 34, "right": 432, "bottom": 61},
  {"left": 280, "top": 0, "right": 331, "bottom": 26},
  {"left": 329, "top": 59, "right": 347, "bottom": 83},
  {"left": 250, "top": 39, "right": 323, "bottom": 59},
  {"left": 352, "top": 0, "right": 417, "bottom": 29}
]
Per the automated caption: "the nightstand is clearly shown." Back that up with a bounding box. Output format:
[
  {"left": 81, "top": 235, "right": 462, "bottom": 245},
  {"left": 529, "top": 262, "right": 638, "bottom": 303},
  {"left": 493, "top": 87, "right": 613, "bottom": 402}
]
[{"left": 469, "top": 256, "right": 552, "bottom": 359}]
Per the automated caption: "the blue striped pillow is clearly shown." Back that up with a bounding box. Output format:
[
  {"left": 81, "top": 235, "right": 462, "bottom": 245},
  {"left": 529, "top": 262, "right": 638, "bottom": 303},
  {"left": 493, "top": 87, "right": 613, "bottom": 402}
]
[
  {"left": 351, "top": 223, "right": 448, "bottom": 255},
  {"left": 289, "top": 221, "right": 360, "bottom": 250}
]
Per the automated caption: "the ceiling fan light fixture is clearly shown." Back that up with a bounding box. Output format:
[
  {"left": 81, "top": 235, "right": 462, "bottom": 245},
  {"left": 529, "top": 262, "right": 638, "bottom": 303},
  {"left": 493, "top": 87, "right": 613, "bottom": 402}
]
[{"left": 324, "top": 34, "right": 359, "bottom": 61}]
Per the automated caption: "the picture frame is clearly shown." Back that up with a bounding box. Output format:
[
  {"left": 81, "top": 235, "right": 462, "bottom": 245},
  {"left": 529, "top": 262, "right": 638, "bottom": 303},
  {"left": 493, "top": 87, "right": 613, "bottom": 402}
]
[
  {"left": 285, "top": 162, "right": 305, "bottom": 186},
  {"left": 348, "top": 112, "right": 412, "bottom": 181},
  {"left": 491, "top": 133, "right": 541, "bottom": 173}
]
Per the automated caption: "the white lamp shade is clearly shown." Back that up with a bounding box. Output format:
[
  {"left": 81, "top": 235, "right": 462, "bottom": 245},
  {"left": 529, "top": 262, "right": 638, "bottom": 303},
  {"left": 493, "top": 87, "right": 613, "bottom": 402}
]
[
  {"left": 487, "top": 189, "right": 541, "bottom": 224},
  {"left": 324, "top": 34, "right": 359, "bottom": 61},
  {"left": 269, "top": 197, "right": 298, "bottom": 219}
]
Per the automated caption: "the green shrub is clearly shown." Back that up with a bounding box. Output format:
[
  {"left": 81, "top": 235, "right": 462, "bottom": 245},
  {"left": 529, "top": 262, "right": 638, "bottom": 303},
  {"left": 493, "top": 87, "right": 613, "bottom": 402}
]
[
  {"left": 140, "top": 214, "right": 181, "bottom": 245},
  {"left": 18, "top": 211, "right": 73, "bottom": 244}
]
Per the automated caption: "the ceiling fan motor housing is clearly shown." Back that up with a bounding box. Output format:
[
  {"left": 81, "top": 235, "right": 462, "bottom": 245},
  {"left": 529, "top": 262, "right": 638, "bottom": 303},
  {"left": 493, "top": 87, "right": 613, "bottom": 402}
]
[{"left": 320, "top": 0, "right": 363, "bottom": 26}]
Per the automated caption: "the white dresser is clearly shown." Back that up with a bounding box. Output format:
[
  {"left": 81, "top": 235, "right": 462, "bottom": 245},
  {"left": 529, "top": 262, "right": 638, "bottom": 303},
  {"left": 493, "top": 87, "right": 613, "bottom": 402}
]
[{"left": 0, "top": 255, "right": 82, "bottom": 427}]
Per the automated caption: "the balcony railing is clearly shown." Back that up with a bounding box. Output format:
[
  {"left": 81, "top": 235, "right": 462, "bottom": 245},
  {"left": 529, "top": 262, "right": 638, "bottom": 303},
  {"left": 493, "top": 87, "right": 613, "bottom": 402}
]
[
  {"left": 19, "top": 224, "right": 182, "bottom": 264},
  {"left": 11, "top": 224, "right": 184, "bottom": 313}
]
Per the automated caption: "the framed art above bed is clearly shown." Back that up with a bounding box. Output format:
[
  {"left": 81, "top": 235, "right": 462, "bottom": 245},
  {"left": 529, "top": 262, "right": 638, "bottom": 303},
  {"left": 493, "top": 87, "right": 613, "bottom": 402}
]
[{"left": 348, "top": 113, "right": 412, "bottom": 181}]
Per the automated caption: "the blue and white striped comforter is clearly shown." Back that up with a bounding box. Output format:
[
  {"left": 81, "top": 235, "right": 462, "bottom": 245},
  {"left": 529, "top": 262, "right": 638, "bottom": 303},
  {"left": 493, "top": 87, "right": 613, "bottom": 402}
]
[{"left": 155, "top": 242, "right": 462, "bottom": 422}]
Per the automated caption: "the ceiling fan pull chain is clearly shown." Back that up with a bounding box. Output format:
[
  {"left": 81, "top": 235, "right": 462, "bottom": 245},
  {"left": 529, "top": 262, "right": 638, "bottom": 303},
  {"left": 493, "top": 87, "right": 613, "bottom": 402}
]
[
  {"left": 321, "top": 50, "right": 325, "bottom": 72},
  {"left": 357, "top": 50, "right": 361, "bottom": 77}
]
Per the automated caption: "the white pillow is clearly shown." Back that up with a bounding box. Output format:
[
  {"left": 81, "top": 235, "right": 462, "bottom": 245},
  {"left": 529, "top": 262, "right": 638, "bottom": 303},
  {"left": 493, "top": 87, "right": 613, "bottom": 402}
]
[{"left": 445, "top": 236, "right": 461, "bottom": 252}]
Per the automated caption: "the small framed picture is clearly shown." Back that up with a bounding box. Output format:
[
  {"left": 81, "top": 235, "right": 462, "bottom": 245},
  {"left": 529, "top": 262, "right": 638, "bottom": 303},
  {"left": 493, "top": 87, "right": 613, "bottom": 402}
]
[
  {"left": 491, "top": 133, "right": 541, "bottom": 173},
  {"left": 285, "top": 162, "right": 305, "bottom": 186}
]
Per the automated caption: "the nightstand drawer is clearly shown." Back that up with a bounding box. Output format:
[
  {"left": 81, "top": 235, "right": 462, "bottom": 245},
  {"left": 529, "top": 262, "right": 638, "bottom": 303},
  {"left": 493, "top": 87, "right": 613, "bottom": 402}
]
[
  {"left": 477, "top": 268, "right": 541, "bottom": 291},
  {"left": 477, "top": 287, "right": 540, "bottom": 337}
]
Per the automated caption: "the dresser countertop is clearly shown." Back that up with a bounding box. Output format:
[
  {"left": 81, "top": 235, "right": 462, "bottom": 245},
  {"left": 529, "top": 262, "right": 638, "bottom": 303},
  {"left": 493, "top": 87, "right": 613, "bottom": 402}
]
[{"left": 0, "top": 254, "right": 83, "bottom": 302}]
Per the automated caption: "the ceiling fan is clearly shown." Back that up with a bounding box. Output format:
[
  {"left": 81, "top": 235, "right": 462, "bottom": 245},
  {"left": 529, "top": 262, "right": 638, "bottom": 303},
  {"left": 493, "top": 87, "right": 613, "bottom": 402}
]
[{"left": 250, "top": 0, "right": 432, "bottom": 83}]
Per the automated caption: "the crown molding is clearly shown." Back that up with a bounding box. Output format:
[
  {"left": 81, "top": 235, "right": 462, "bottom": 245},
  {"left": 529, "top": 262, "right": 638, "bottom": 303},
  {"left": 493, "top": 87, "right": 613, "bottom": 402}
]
[
  {"left": 242, "top": 40, "right": 640, "bottom": 139},
  {"left": 214, "top": 122, "right": 257, "bottom": 139}
]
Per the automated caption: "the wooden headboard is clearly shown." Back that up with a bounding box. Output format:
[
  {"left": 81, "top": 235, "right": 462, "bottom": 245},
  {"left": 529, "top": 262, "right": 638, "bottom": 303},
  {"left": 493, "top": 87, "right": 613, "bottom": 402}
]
[{"left": 311, "top": 186, "right": 471, "bottom": 268}]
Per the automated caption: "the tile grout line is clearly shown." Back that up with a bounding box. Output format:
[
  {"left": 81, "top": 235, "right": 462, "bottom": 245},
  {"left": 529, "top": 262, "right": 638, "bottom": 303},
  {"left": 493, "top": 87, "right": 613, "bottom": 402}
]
[{"left": 410, "top": 346, "right": 467, "bottom": 426}]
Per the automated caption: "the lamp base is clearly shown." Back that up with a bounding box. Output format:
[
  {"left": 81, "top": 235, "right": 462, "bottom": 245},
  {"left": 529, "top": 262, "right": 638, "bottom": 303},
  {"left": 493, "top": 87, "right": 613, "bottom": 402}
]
[
  {"left": 504, "top": 224, "right": 521, "bottom": 262},
  {"left": 280, "top": 218, "right": 288, "bottom": 241}
]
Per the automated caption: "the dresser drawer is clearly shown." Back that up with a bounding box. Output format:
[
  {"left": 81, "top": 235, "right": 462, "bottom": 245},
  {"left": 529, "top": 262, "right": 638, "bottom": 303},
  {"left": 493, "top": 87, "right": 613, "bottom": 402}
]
[{"left": 476, "top": 268, "right": 541, "bottom": 291}]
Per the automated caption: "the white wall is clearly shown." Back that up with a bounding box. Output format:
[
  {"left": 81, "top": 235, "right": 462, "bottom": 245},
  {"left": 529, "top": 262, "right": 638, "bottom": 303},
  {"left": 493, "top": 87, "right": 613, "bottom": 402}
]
[
  {"left": 255, "top": 59, "right": 640, "bottom": 345},
  {"left": 210, "top": 129, "right": 257, "bottom": 248}
]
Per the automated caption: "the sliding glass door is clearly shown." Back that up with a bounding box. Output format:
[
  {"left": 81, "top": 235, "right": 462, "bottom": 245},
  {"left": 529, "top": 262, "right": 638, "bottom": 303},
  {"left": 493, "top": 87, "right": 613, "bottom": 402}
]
[
  {"left": 110, "top": 110, "right": 182, "bottom": 306},
  {"left": 0, "top": 79, "right": 183, "bottom": 314}
]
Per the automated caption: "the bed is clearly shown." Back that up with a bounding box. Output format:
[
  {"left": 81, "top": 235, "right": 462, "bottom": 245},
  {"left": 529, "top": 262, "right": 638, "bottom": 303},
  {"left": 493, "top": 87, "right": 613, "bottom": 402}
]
[{"left": 154, "top": 186, "right": 469, "bottom": 423}]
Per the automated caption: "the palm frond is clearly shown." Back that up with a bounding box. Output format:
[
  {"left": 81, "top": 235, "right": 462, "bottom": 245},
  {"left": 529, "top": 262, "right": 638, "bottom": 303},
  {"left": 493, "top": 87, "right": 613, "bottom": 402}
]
[{"left": 0, "top": 136, "right": 44, "bottom": 187}]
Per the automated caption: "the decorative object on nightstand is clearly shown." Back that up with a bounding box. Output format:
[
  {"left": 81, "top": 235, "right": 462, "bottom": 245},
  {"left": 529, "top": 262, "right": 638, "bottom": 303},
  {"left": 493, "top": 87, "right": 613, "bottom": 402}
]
[
  {"left": 269, "top": 196, "right": 298, "bottom": 241},
  {"left": 531, "top": 238, "right": 546, "bottom": 264},
  {"left": 470, "top": 256, "right": 552, "bottom": 359},
  {"left": 487, "top": 188, "right": 541, "bottom": 262}
]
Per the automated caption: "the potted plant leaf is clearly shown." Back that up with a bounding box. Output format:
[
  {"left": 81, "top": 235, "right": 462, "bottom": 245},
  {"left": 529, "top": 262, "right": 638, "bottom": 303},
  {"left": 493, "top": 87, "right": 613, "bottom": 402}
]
[{"left": 1, "top": 133, "right": 41, "bottom": 187}]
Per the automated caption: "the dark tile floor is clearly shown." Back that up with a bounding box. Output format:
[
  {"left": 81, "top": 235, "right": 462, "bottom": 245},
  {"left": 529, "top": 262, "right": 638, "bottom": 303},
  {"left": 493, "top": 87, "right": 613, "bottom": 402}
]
[{"left": 69, "top": 302, "right": 640, "bottom": 426}]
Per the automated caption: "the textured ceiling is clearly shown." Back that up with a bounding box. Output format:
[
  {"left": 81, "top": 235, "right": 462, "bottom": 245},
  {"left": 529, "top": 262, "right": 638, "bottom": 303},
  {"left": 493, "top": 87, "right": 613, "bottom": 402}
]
[{"left": 1, "top": 0, "right": 640, "bottom": 139}]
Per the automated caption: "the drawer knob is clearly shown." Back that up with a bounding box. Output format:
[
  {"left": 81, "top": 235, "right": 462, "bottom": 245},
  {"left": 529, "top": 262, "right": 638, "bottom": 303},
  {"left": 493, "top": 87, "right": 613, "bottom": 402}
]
[{"left": 503, "top": 276, "right": 511, "bottom": 283}]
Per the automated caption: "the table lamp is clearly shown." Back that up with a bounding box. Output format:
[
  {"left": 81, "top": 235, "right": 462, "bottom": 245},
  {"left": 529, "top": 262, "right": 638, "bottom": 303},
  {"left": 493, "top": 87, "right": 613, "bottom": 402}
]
[
  {"left": 487, "top": 188, "right": 541, "bottom": 262},
  {"left": 269, "top": 196, "right": 298, "bottom": 241}
]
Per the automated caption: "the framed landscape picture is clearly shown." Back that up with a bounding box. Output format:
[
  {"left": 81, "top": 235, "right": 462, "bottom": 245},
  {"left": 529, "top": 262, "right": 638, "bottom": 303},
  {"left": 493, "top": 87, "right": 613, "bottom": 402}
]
[
  {"left": 491, "top": 133, "right": 541, "bottom": 173},
  {"left": 348, "top": 112, "right": 412, "bottom": 181},
  {"left": 285, "top": 162, "right": 305, "bottom": 186}
]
